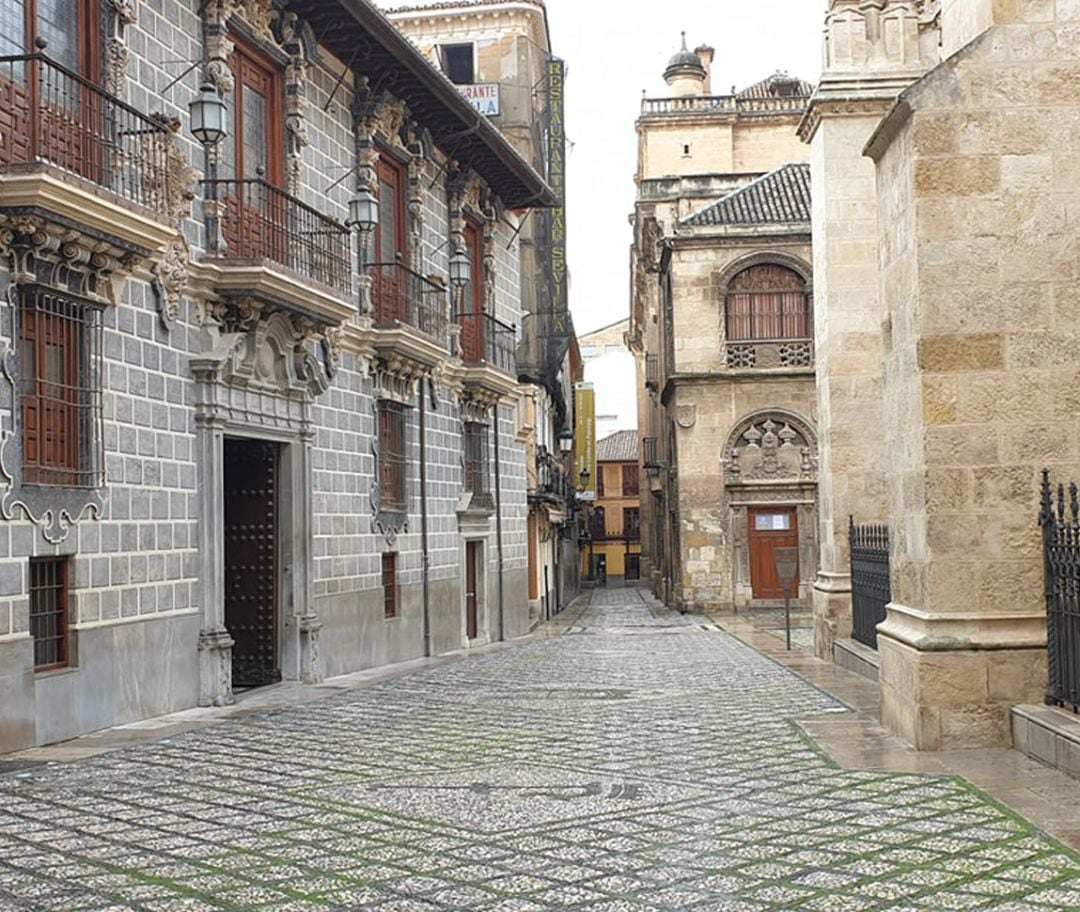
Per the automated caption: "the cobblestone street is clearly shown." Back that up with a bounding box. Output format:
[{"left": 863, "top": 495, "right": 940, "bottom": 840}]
[{"left": 2, "top": 589, "right": 1079, "bottom": 912}]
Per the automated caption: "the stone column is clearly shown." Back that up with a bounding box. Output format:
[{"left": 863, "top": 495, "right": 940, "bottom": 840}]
[
  {"left": 294, "top": 431, "right": 323, "bottom": 685},
  {"left": 799, "top": 0, "right": 928, "bottom": 659},
  {"left": 194, "top": 418, "right": 234, "bottom": 707}
]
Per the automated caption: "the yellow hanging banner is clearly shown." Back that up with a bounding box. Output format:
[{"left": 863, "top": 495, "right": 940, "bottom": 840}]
[{"left": 574, "top": 383, "right": 597, "bottom": 502}]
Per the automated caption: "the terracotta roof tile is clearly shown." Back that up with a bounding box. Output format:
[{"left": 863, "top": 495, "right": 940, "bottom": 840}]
[
  {"left": 681, "top": 163, "right": 811, "bottom": 228},
  {"left": 597, "top": 429, "right": 639, "bottom": 463}
]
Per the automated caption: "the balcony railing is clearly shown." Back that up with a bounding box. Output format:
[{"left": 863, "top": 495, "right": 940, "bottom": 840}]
[
  {"left": 645, "top": 354, "right": 659, "bottom": 390},
  {"left": 206, "top": 178, "right": 352, "bottom": 296},
  {"left": 460, "top": 311, "right": 516, "bottom": 375},
  {"left": 369, "top": 262, "right": 448, "bottom": 344},
  {"left": 725, "top": 338, "right": 814, "bottom": 370},
  {"left": 642, "top": 437, "right": 660, "bottom": 468},
  {"left": 641, "top": 94, "right": 808, "bottom": 116},
  {"left": 0, "top": 53, "right": 171, "bottom": 214}
]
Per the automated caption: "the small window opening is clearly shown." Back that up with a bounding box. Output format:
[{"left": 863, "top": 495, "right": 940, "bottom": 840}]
[{"left": 439, "top": 44, "right": 474, "bottom": 85}]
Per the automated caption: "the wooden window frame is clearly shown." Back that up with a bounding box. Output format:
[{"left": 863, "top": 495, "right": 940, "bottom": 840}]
[
  {"left": 463, "top": 420, "right": 490, "bottom": 502},
  {"left": 4, "top": 0, "right": 101, "bottom": 77},
  {"left": 381, "top": 552, "right": 399, "bottom": 620},
  {"left": 622, "top": 464, "right": 639, "bottom": 498},
  {"left": 623, "top": 506, "right": 641, "bottom": 540},
  {"left": 725, "top": 264, "right": 811, "bottom": 343},
  {"left": 18, "top": 283, "right": 105, "bottom": 489},
  {"left": 29, "top": 556, "right": 69, "bottom": 670},
  {"left": 378, "top": 399, "right": 408, "bottom": 513},
  {"left": 225, "top": 38, "right": 285, "bottom": 186},
  {"left": 374, "top": 151, "right": 408, "bottom": 266}
]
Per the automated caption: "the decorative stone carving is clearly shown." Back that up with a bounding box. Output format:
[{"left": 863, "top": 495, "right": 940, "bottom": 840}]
[
  {"left": 723, "top": 413, "right": 818, "bottom": 484},
  {"left": 280, "top": 12, "right": 310, "bottom": 197},
  {"left": 104, "top": 0, "right": 137, "bottom": 98},
  {"left": 152, "top": 235, "right": 190, "bottom": 328},
  {"left": 675, "top": 405, "right": 697, "bottom": 429},
  {"left": 159, "top": 117, "right": 199, "bottom": 223}
]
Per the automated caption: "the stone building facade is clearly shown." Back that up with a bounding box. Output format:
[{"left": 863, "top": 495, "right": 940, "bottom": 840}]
[
  {"left": 0, "top": 0, "right": 556, "bottom": 751},
  {"left": 629, "top": 41, "right": 817, "bottom": 612},
  {"left": 583, "top": 429, "right": 641, "bottom": 585},
  {"left": 388, "top": 0, "right": 582, "bottom": 627},
  {"left": 803, "top": 0, "right": 1080, "bottom": 750}
]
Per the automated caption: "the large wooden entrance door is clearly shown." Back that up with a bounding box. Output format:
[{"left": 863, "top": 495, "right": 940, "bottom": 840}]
[
  {"left": 748, "top": 507, "right": 799, "bottom": 600},
  {"left": 224, "top": 438, "right": 281, "bottom": 688},
  {"left": 465, "top": 541, "right": 480, "bottom": 639}
]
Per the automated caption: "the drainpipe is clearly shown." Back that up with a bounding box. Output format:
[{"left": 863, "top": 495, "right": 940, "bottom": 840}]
[
  {"left": 419, "top": 379, "right": 432, "bottom": 657},
  {"left": 494, "top": 406, "right": 505, "bottom": 641}
]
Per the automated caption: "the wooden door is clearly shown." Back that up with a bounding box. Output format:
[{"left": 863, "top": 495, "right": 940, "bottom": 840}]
[
  {"left": 465, "top": 541, "right": 479, "bottom": 639},
  {"left": 458, "top": 220, "right": 484, "bottom": 361},
  {"left": 748, "top": 507, "right": 798, "bottom": 600},
  {"left": 224, "top": 438, "right": 281, "bottom": 688},
  {"left": 373, "top": 154, "right": 408, "bottom": 323},
  {"left": 0, "top": 0, "right": 101, "bottom": 178},
  {"left": 625, "top": 553, "right": 640, "bottom": 582},
  {"left": 220, "top": 42, "right": 284, "bottom": 261}
]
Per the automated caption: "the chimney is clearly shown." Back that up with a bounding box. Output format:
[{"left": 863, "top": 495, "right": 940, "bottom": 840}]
[{"left": 695, "top": 45, "right": 715, "bottom": 94}]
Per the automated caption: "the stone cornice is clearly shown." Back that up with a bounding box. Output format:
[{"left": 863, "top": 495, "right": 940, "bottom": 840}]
[
  {"left": 672, "top": 227, "right": 812, "bottom": 245},
  {"left": 387, "top": 3, "right": 548, "bottom": 54},
  {"left": 796, "top": 72, "right": 923, "bottom": 143}
]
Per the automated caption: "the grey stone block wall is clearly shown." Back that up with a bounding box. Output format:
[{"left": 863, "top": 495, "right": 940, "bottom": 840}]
[{"left": 0, "top": 0, "right": 537, "bottom": 750}]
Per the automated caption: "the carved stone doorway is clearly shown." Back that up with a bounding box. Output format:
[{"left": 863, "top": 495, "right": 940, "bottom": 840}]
[{"left": 224, "top": 438, "right": 282, "bottom": 689}]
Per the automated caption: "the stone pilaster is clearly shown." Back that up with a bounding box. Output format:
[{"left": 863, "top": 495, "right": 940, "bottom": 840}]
[{"left": 799, "top": 1, "right": 929, "bottom": 660}]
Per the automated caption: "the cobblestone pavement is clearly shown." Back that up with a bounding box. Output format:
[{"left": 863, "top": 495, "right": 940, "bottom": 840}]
[{"left": 2, "top": 590, "right": 1079, "bottom": 912}]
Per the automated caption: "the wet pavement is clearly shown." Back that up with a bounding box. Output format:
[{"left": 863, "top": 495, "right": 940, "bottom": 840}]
[{"left": 1, "top": 588, "right": 1078, "bottom": 911}]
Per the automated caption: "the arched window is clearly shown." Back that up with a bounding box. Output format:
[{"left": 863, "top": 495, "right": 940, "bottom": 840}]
[{"left": 725, "top": 264, "right": 811, "bottom": 342}]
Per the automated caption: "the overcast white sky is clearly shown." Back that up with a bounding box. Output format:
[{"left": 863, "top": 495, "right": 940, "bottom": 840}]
[{"left": 378, "top": 0, "right": 824, "bottom": 335}]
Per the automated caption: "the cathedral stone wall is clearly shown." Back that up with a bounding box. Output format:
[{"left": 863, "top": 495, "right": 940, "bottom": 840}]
[{"left": 866, "top": 0, "right": 1080, "bottom": 749}]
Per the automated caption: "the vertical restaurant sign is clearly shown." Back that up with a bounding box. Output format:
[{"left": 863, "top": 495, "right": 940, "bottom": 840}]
[
  {"left": 574, "top": 383, "right": 596, "bottom": 502},
  {"left": 546, "top": 57, "right": 567, "bottom": 336}
]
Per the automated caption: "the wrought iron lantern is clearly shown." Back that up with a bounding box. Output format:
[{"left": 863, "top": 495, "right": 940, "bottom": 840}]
[
  {"left": 579, "top": 466, "right": 591, "bottom": 490},
  {"left": 558, "top": 428, "right": 573, "bottom": 455},
  {"left": 188, "top": 81, "right": 228, "bottom": 146},
  {"left": 449, "top": 250, "right": 471, "bottom": 288},
  {"left": 347, "top": 187, "right": 379, "bottom": 233}
]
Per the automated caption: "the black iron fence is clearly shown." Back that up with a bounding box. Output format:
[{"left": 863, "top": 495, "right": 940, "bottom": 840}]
[
  {"left": 207, "top": 177, "right": 352, "bottom": 295},
  {"left": 1040, "top": 470, "right": 1080, "bottom": 712},
  {"left": 850, "top": 517, "right": 891, "bottom": 650},
  {"left": 460, "top": 311, "right": 516, "bottom": 375},
  {"left": 0, "top": 52, "right": 171, "bottom": 214},
  {"left": 369, "top": 262, "right": 447, "bottom": 344}
]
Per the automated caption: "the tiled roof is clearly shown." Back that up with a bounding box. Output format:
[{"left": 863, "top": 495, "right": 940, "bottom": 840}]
[
  {"left": 681, "top": 163, "right": 811, "bottom": 228},
  {"left": 737, "top": 72, "right": 814, "bottom": 99},
  {"left": 597, "top": 430, "right": 639, "bottom": 463}
]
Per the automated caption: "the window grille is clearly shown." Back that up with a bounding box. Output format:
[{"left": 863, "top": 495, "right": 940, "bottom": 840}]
[
  {"left": 725, "top": 264, "right": 811, "bottom": 342},
  {"left": 464, "top": 422, "right": 490, "bottom": 503},
  {"left": 378, "top": 400, "right": 408, "bottom": 512},
  {"left": 381, "top": 552, "right": 398, "bottom": 619},
  {"left": 30, "top": 557, "right": 69, "bottom": 669},
  {"left": 624, "top": 507, "right": 641, "bottom": 539},
  {"left": 18, "top": 284, "right": 105, "bottom": 488}
]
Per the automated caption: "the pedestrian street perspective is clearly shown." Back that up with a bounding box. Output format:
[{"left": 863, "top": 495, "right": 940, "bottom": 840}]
[
  {"left": 2, "top": 590, "right": 1080, "bottom": 912},
  {"left": 3, "top": 0, "right": 1080, "bottom": 907}
]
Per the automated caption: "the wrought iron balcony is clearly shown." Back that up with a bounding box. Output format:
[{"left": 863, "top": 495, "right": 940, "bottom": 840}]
[
  {"left": 206, "top": 177, "right": 352, "bottom": 296},
  {"left": 724, "top": 338, "right": 814, "bottom": 370},
  {"left": 645, "top": 354, "right": 660, "bottom": 390},
  {"left": 0, "top": 52, "right": 171, "bottom": 215},
  {"left": 460, "top": 311, "right": 516, "bottom": 376},
  {"left": 369, "top": 262, "right": 448, "bottom": 344}
]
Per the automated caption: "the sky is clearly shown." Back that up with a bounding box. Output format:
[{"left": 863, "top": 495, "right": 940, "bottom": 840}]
[{"left": 377, "top": 0, "right": 824, "bottom": 336}]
